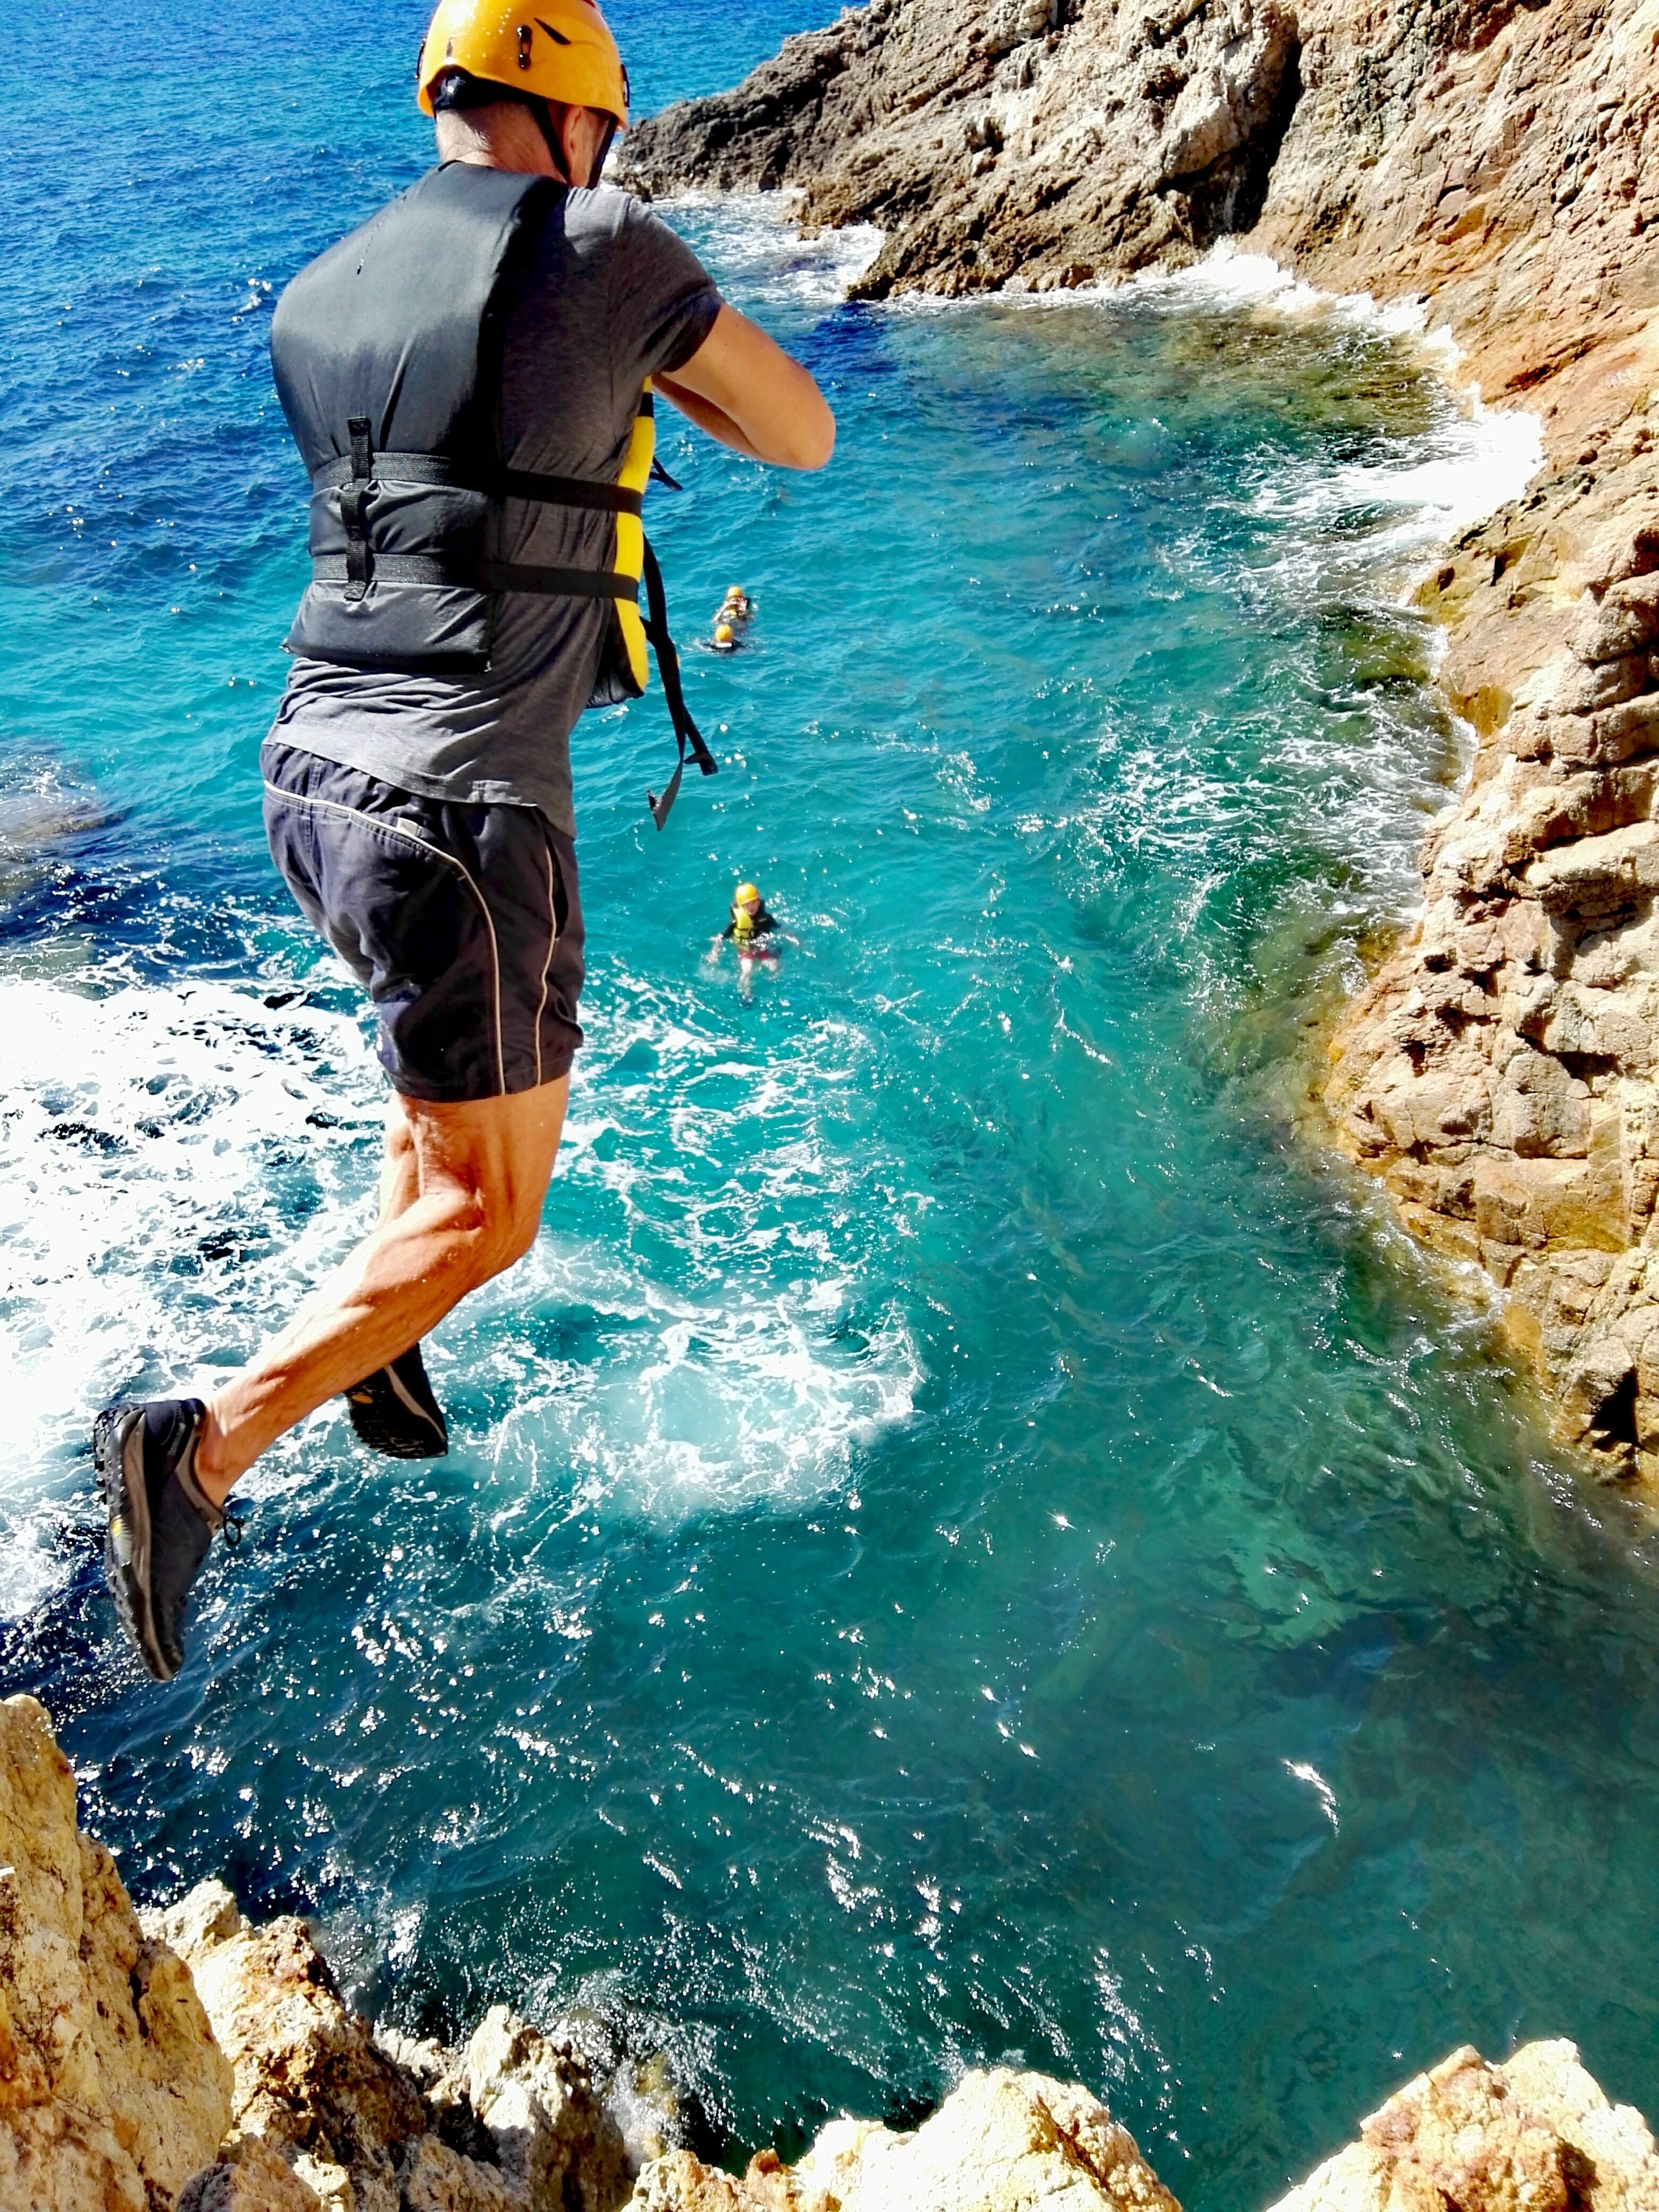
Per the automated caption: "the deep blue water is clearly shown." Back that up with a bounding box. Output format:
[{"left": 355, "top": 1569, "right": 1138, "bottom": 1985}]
[{"left": 8, "top": 3, "right": 1659, "bottom": 2207}]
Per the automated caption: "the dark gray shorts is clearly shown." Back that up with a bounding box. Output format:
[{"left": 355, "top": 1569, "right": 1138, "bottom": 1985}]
[{"left": 261, "top": 740, "right": 584, "bottom": 1103}]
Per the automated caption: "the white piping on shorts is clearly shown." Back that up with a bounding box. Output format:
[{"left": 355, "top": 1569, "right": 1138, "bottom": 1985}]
[
  {"left": 533, "top": 837, "right": 559, "bottom": 1090},
  {"left": 263, "top": 781, "right": 506, "bottom": 1095}
]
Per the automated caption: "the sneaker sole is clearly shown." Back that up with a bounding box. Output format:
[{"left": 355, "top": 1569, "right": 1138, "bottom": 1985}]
[
  {"left": 346, "top": 1368, "right": 448, "bottom": 1460},
  {"left": 95, "top": 1409, "right": 174, "bottom": 1682}
]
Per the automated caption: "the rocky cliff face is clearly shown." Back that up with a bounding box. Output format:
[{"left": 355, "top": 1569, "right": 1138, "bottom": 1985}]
[
  {"left": 619, "top": 0, "right": 1659, "bottom": 1480},
  {"left": 0, "top": 1692, "right": 232, "bottom": 2210},
  {"left": 1264, "top": 2042, "right": 1659, "bottom": 2212},
  {"left": 9, "top": 1693, "right": 1659, "bottom": 2212},
  {"left": 0, "top": 1694, "right": 658, "bottom": 2212}
]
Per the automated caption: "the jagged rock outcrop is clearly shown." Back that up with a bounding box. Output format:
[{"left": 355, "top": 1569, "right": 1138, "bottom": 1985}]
[
  {"left": 1328, "top": 491, "right": 1659, "bottom": 1474},
  {"left": 626, "top": 2065, "right": 1184, "bottom": 2210},
  {"left": 0, "top": 1691, "right": 660, "bottom": 2212},
  {"left": 152, "top": 1882, "right": 632, "bottom": 2212},
  {"left": 619, "top": 0, "right": 1659, "bottom": 1476},
  {"left": 1263, "top": 2042, "right": 1659, "bottom": 2212},
  {"left": 618, "top": 0, "right": 1305, "bottom": 299},
  {"left": 0, "top": 1692, "right": 233, "bottom": 2211}
]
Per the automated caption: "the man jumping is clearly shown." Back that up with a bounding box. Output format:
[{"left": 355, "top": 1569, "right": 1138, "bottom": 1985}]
[{"left": 94, "top": 0, "right": 834, "bottom": 1683}]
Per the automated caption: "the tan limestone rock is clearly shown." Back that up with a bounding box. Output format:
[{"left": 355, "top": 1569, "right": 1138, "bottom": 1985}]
[
  {"left": 162, "top": 1884, "right": 632, "bottom": 2212},
  {"left": 1266, "top": 2042, "right": 1659, "bottom": 2212},
  {"left": 177, "top": 1906, "right": 428, "bottom": 2201},
  {"left": 630, "top": 2065, "right": 1183, "bottom": 2212},
  {"left": 179, "top": 2131, "right": 326, "bottom": 2212},
  {"left": 0, "top": 1692, "right": 234, "bottom": 2212},
  {"left": 395, "top": 2132, "right": 522, "bottom": 2212},
  {"left": 458, "top": 2005, "right": 631, "bottom": 2212}
]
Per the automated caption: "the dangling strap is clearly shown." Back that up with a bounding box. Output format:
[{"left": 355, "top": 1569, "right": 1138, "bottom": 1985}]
[{"left": 641, "top": 538, "right": 718, "bottom": 831}]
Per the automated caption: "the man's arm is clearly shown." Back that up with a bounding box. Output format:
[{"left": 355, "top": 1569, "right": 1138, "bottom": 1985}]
[{"left": 657, "top": 304, "right": 834, "bottom": 471}]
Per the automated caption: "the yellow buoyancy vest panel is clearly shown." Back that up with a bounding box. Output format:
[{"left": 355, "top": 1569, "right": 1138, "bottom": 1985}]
[{"left": 610, "top": 386, "right": 655, "bottom": 696}]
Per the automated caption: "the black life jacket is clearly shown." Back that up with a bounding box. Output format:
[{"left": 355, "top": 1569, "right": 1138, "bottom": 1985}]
[{"left": 269, "top": 162, "right": 716, "bottom": 828}]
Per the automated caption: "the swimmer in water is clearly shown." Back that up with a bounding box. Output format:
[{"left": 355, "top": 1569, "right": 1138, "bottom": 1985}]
[
  {"left": 720, "top": 881, "right": 775, "bottom": 949},
  {"left": 707, "top": 881, "right": 782, "bottom": 997},
  {"left": 710, "top": 585, "right": 754, "bottom": 646}
]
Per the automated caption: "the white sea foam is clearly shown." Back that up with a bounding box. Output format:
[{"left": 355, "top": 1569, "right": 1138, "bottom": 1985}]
[
  {"left": 1113, "top": 240, "right": 1437, "bottom": 339},
  {"left": 654, "top": 188, "right": 883, "bottom": 308},
  {"left": 466, "top": 991, "right": 921, "bottom": 1520},
  {"left": 1241, "top": 399, "right": 1543, "bottom": 570},
  {"left": 476, "top": 1243, "right": 919, "bottom": 1520},
  {"left": 0, "top": 974, "right": 383, "bottom": 1619},
  {"left": 0, "top": 959, "right": 918, "bottom": 1618},
  {"left": 1090, "top": 246, "right": 1542, "bottom": 594}
]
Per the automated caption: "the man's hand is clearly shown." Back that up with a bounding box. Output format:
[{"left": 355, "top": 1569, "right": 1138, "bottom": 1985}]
[{"left": 658, "top": 304, "right": 834, "bottom": 471}]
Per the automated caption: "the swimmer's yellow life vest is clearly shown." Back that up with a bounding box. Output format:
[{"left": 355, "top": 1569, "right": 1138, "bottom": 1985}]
[
  {"left": 731, "top": 904, "right": 757, "bottom": 941},
  {"left": 269, "top": 163, "right": 717, "bottom": 829}
]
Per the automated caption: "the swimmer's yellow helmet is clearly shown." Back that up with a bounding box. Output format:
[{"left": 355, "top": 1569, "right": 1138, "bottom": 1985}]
[{"left": 735, "top": 883, "right": 760, "bottom": 906}]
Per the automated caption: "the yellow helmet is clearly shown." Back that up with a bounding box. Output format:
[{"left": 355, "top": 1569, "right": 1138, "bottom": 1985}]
[
  {"left": 735, "top": 883, "right": 760, "bottom": 906},
  {"left": 417, "top": 0, "right": 630, "bottom": 127}
]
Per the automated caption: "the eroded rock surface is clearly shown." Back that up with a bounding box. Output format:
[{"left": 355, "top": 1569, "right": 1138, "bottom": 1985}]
[
  {"left": 156, "top": 1884, "right": 631, "bottom": 2212},
  {"left": 1265, "top": 2042, "right": 1659, "bottom": 2212},
  {"left": 618, "top": 0, "right": 1304, "bottom": 300},
  {"left": 0, "top": 1691, "right": 233, "bottom": 2212},
  {"left": 1328, "top": 493, "right": 1659, "bottom": 1473},
  {"left": 627, "top": 2065, "right": 1184, "bottom": 2210},
  {"left": 621, "top": 0, "right": 1659, "bottom": 1473}
]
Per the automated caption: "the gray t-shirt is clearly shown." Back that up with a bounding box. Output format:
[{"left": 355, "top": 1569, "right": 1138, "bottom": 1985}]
[{"left": 270, "top": 172, "right": 722, "bottom": 837}]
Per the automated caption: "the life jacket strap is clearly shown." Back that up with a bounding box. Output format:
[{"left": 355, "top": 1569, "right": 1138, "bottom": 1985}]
[
  {"left": 641, "top": 537, "right": 718, "bottom": 831},
  {"left": 306, "top": 414, "right": 715, "bottom": 831},
  {"left": 310, "top": 449, "right": 644, "bottom": 517},
  {"left": 309, "top": 554, "right": 639, "bottom": 600}
]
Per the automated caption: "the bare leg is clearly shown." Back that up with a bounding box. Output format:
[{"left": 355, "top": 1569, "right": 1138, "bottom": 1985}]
[
  {"left": 377, "top": 1094, "right": 419, "bottom": 1227},
  {"left": 328, "top": 1096, "right": 422, "bottom": 1404},
  {"left": 194, "top": 1076, "right": 569, "bottom": 1504}
]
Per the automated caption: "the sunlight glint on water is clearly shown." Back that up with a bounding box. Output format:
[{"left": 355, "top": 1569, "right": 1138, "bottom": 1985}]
[{"left": 7, "top": 6, "right": 1659, "bottom": 2210}]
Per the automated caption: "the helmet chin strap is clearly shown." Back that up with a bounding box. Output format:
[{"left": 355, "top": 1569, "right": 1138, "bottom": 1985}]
[
  {"left": 532, "top": 96, "right": 573, "bottom": 181},
  {"left": 534, "top": 101, "right": 617, "bottom": 186}
]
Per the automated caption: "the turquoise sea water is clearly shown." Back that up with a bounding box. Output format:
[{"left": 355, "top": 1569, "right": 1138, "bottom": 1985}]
[{"left": 10, "top": 2, "right": 1659, "bottom": 2205}]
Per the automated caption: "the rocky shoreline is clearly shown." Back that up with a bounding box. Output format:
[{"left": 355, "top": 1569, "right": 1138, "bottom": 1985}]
[
  {"left": 7, "top": 1687, "right": 1659, "bottom": 2211},
  {"left": 619, "top": 0, "right": 1659, "bottom": 1482}
]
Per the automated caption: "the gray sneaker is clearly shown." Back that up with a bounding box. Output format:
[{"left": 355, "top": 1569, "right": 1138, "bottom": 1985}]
[
  {"left": 95, "top": 1398, "right": 237, "bottom": 1682},
  {"left": 344, "top": 1343, "right": 449, "bottom": 1459}
]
